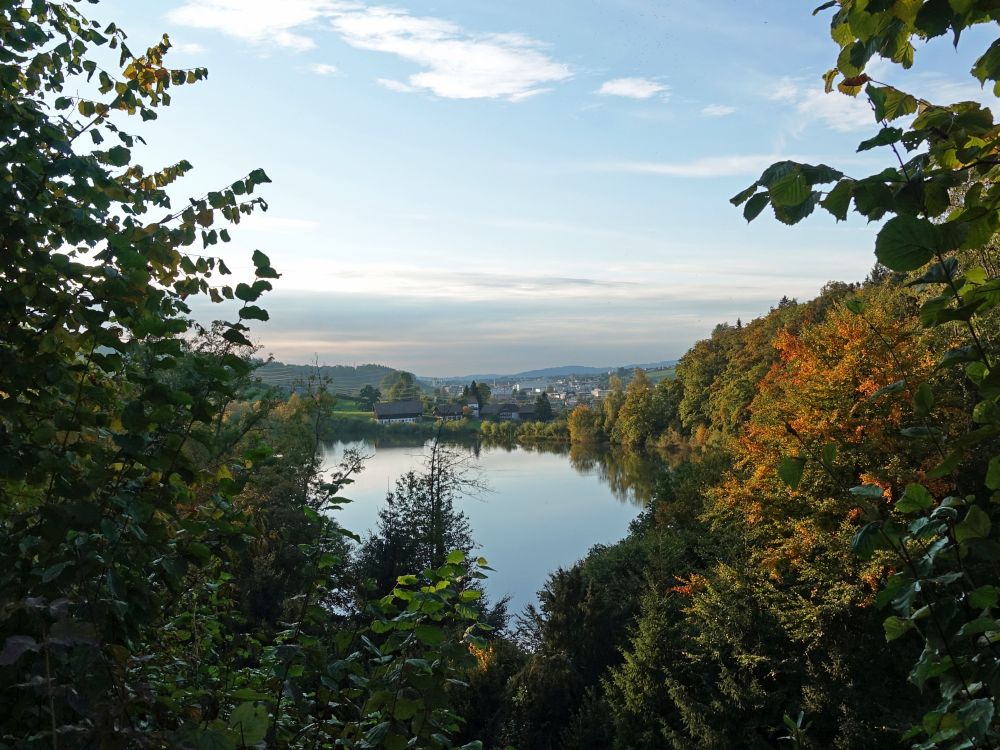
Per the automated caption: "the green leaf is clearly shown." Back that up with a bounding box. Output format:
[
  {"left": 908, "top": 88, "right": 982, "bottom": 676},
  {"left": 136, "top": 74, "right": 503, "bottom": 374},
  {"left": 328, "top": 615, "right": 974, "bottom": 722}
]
[
  {"left": 106, "top": 145, "right": 131, "bottom": 167},
  {"left": 228, "top": 702, "right": 268, "bottom": 746},
  {"left": 234, "top": 283, "right": 259, "bottom": 302},
  {"left": 956, "top": 505, "right": 991, "bottom": 542},
  {"left": 415, "top": 624, "right": 444, "bottom": 645},
  {"left": 857, "top": 126, "right": 903, "bottom": 152},
  {"left": 768, "top": 171, "right": 810, "bottom": 206},
  {"left": 777, "top": 455, "right": 806, "bottom": 490},
  {"left": 986, "top": 456, "right": 1000, "bottom": 491},
  {"left": 392, "top": 698, "right": 422, "bottom": 720},
  {"left": 821, "top": 442, "right": 838, "bottom": 467},
  {"left": 957, "top": 698, "right": 995, "bottom": 738},
  {"left": 852, "top": 522, "right": 881, "bottom": 559},
  {"left": 362, "top": 722, "right": 390, "bottom": 748},
  {"left": 238, "top": 305, "right": 269, "bottom": 321},
  {"left": 821, "top": 179, "right": 853, "bottom": 221},
  {"left": 251, "top": 249, "right": 270, "bottom": 268},
  {"left": 42, "top": 561, "right": 71, "bottom": 583},
  {"left": 866, "top": 84, "right": 918, "bottom": 121},
  {"left": 969, "top": 585, "right": 999, "bottom": 609},
  {"left": 972, "top": 38, "right": 1000, "bottom": 87},
  {"left": 896, "top": 483, "right": 933, "bottom": 513},
  {"left": 730, "top": 183, "right": 758, "bottom": 206},
  {"left": 0, "top": 636, "right": 40, "bottom": 666},
  {"left": 884, "top": 615, "right": 914, "bottom": 642},
  {"left": 851, "top": 484, "right": 885, "bottom": 498},
  {"left": 910, "top": 258, "right": 958, "bottom": 285},
  {"left": 875, "top": 215, "right": 937, "bottom": 272},
  {"left": 446, "top": 550, "right": 466, "bottom": 564},
  {"left": 956, "top": 617, "right": 1000, "bottom": 637},
  {"left": 845, "top": 297, "right": 866, "bottom": 315},
  {"left": 743, "top": 192, "right": 770, "bottom": 222},
  {"left": 912, "top": 382, "right": 934, "bottom": 417}
]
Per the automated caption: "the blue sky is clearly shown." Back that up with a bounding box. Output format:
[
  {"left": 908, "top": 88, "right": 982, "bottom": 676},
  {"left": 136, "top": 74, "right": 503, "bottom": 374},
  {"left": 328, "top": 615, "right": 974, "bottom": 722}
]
[{"left": 100, "top": 1, "right": 997, "bottom": 376}]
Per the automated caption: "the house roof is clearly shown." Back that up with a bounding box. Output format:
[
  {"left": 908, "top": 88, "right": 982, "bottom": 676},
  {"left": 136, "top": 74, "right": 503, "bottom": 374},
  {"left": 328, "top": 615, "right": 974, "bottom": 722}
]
[
  {"left": 374, "top": 399, "right": 423, "bottom": 417},
  {"left": 435, "top": 404, "right": 464, "bottom": 416},
  {"left": 482, "top": 402, "right": 519, "bottom": 415}
]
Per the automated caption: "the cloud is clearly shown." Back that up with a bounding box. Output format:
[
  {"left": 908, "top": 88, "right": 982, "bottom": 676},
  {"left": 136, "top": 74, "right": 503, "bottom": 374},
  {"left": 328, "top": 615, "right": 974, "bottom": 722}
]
[
  {"left": 596, "top": 77, "right": 669, "bottom": 99},
  {"left": 171, "top": 41, "right": 207, "bottom": 55},
  {"left": 768, "top": 68, "right": 998, "bottom": 136},
  {"left": 767, "top": 76, "right": 873, "bottom": 132},
  {"left": 329, "top": 7, "right": 571, "bottom": 100},
  {"left": 168, "top": 1, "right": 571, "bottom": 101},
  {"left": 701, "top": 104, "right": 736, "bottom": 116},
  {"left": 590, "top": 154, "right": 794, "bottom": 178},
  {"left": 310, "top": 62, "right": 338, "bottom": 74},
  {"left": 284, "top": 265, "right": 642, "bottom": 300},
  {"left": 377, "top": 77, "right": 417, "bottom": 93},
  {"left": 167, "top": 0, "right": 337, "bottom": 52}
]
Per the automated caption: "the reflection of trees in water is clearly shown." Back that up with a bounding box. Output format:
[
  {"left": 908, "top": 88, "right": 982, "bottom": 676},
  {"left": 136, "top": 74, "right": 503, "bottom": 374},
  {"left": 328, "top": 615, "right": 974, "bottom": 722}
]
[
  {"left": 566, "top": 444, "right": 660, "bottom": 506},
  {"left": 502, "top": 441, "right": 666, "bottom": 506},
  {"left": 322, "top": 436, "right": 668, "bottom": 507}
]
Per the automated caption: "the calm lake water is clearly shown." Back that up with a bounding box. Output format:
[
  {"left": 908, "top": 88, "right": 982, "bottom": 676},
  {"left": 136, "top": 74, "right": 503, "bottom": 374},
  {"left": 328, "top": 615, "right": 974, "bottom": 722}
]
[{"left": 320, "top": 439, "right": 663, "bottom": 612}]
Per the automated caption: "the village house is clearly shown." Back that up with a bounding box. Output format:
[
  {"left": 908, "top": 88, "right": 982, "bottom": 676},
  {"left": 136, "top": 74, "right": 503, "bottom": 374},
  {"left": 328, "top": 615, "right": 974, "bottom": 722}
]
[
  {"left": 518, "top": 403, "right": 537, "bottom": 420},
  {"left": 434, "top": 403, "right": 464, "bottom": 421},
  {"left": 373, "top": 399, "right": 424, "bottom": 424},
  {"left": 480, "top": 402, "right": 522, "bottom": 421}
]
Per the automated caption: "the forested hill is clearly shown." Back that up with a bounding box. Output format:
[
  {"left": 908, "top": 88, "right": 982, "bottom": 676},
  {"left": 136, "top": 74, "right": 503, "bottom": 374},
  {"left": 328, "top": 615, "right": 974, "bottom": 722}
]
[
  {"left": 476, "top": 264, "right": 1000, "bottom": 749},
  {"left": 254, "top": 361, "right": 402, "bottom": 395}
]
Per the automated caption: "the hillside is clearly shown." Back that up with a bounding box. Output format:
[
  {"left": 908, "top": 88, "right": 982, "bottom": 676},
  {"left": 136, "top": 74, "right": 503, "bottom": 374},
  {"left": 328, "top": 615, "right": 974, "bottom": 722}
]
[{"left": 254, "top": 361, "right": 401, "bottom": 395}]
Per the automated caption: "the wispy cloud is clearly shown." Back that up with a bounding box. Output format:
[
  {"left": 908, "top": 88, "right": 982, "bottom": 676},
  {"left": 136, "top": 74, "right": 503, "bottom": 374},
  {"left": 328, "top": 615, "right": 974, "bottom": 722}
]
[
  {"left": 377, "top": 77, "right": 416, "bottom": 93},
  {"left": 768, "top": 77, "right": 873, "bottom": 133},
  {"left": 168, "top": 1, "right": 571, "bottom": 101},
  {"left": 167, "top": 0, "right": 337, "bottom": 52},
  {"left": 767, "top": 70, "right": 998, "bottom": 136},
  {"left": 329, "top": 7, "right": 570, "bottom": 100},
  {"left": 297, "top": 265, "right": 641, "bottom": 300},
  {"left": 701, "top": 103, "right": 735, "bottom": 117},
  {"left": 590, "top": 154, "right": 793, "bottom": 178},
  {"left": 596, "top": 77, "right": 669, "bottom": 100},
  {"left": 310, "top": 62, "right": 338, "bottom": 74},
  {"left": 171, "top": 41, "right": 207, "bottom": 55}
]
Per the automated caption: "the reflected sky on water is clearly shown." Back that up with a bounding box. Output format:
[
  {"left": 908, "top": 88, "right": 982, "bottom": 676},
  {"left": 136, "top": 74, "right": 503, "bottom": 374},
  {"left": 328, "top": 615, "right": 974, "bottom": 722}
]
[{"left": 321, "top": 439, "right": 664, "bottom": 612}]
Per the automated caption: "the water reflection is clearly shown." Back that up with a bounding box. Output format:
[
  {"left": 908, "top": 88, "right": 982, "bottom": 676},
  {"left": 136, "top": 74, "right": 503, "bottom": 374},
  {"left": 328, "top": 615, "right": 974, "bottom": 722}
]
[
  {"left": 321, "top": 436, "right": 669, "bottom": 611},
  {"left": 324, "top": 436, "right": 665, "bottom": 507}
]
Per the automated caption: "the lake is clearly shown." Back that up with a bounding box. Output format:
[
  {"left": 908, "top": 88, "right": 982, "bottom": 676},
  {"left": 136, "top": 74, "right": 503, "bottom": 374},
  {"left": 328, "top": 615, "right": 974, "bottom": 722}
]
[{"left": 320, "top": 439, "right": 663, "bottom": 612}]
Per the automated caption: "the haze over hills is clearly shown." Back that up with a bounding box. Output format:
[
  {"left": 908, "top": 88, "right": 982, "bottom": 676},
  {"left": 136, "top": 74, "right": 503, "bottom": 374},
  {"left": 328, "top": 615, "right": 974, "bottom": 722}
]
[{"left": 423, "top": 360, "right": 679, "bottom": 382}]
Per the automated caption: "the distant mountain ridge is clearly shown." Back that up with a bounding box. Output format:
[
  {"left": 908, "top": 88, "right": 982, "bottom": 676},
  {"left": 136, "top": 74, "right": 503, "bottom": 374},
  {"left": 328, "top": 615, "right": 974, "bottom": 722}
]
[{"left": 427, "top": 360, "right": 678, "bottom": 382}]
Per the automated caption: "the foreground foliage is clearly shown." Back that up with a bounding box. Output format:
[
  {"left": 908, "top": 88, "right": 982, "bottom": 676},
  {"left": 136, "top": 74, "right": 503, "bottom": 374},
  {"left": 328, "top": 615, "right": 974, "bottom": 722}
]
[{"left": 0, "top": 4, "right": 488, "bottom": 748}]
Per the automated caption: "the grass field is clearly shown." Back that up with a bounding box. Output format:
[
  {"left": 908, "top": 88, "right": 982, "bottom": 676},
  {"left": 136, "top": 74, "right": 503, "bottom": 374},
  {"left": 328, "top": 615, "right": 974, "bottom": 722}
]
[
  {"left": 254, "top": 361, "right": 398, "bottom": 396},
  {"left": 646, "top": 367, "right": 676, "bottom": 383}
]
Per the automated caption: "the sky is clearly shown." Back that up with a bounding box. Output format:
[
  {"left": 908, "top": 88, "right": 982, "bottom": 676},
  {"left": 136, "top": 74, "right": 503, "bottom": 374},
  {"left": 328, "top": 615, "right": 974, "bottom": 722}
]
[{"left": 97, "top": 1, "right": 998, "bottom": 376}]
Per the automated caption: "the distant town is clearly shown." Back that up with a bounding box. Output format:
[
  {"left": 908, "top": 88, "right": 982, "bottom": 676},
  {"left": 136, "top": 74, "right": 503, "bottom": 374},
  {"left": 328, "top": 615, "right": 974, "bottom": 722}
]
[{"left": 253, "top": 360, "right": 678, "bottom": 423}]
